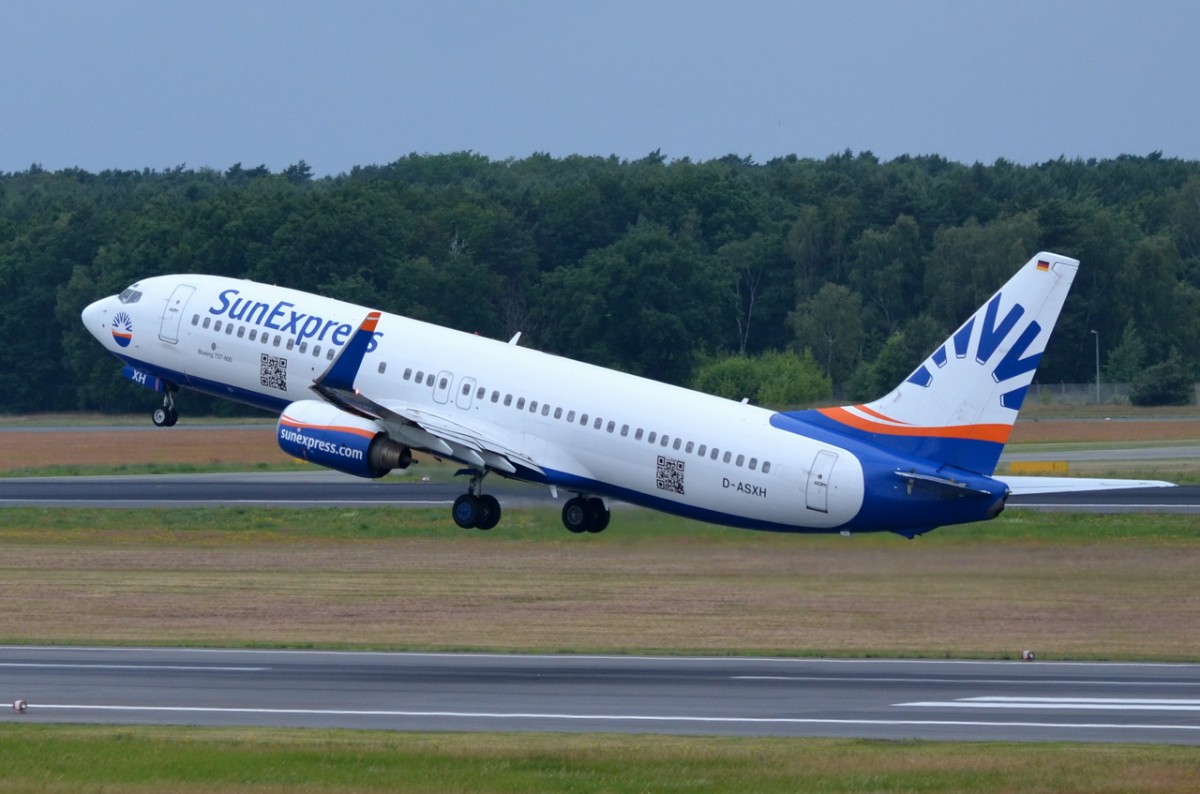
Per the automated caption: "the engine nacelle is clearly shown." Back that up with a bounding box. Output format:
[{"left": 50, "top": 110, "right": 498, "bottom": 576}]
[{"left": 277, "top": 400, "right": 412, "bottom": 479}]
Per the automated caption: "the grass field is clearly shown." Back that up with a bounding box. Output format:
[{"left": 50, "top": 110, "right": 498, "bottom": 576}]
[
  {"left": 3, "top": 410, "right": 1198, "bottom": 790},
  {"left": 2, "top": 725, "right": 1199, "bottom": 794},
  {"left": 2, "top": 506, "right": 1198, "bottom": 660}
]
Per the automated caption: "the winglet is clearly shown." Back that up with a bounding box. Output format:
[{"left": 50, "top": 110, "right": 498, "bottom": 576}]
[{"left": 314, "top": 311, "right": 381, "bottom": 392}]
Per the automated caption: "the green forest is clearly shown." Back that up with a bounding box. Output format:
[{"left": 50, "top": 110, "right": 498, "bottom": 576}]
[{"left": 3, "top": 150, "right": 1199, "bottom": 414}]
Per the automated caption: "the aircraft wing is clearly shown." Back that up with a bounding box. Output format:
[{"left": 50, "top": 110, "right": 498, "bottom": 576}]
[
  {"left": 998, "top": 476, "right": 1175, "bottom": 495},
  {"left": 308, "top": 311, "right": 544, "bottom": 476}
]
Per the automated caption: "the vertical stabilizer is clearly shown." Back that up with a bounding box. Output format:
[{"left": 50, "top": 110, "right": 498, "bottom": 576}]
[{"left": 789, "top": 252, "right": 1079, "bottom": 474}]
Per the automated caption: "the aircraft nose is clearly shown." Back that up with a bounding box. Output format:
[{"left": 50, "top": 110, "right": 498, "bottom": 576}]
[{"left": 81, "top": 297, "right": 112, "bottom": 342}]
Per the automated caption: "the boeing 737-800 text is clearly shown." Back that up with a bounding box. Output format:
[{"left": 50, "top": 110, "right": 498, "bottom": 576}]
[{"left": 81, "top": 252, "right": 1170, "bottom": 536}]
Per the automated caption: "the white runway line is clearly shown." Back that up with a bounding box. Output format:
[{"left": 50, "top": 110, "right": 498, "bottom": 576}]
[{"left": 15, "top": 703, "right": 1200, "bottom": 732}]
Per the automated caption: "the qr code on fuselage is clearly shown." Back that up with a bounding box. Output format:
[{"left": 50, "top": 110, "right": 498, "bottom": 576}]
[
  {"left": 260, "top": 353, "right": 287, "bottom": 391},
  {"left": 656, "top": 455, "right": 685, "bottom": 495}
]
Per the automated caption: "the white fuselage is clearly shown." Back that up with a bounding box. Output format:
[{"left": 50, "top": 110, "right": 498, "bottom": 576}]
[{"left": 83, "top": 274, "right": 866, "bottom": 531}]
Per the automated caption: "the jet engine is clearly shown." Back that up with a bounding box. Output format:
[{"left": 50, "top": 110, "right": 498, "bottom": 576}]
[{"left": 277, "top": 400, "right": 412, "bottom": 479}]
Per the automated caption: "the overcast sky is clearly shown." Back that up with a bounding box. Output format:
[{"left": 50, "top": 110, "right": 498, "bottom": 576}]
[{"left": 3, "top": 1, "right": 1197, "bottom": 176}]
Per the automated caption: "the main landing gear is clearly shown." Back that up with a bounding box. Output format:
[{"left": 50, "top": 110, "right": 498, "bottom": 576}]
[
  {"left": 452, "top": 471, "right": 501, "bottom": 530},
  {"left": 151, "top": 387, "right": 179, "bottom": 427},
  {"left": 561, "top": 495, "right": 610, "bottom": 534}
]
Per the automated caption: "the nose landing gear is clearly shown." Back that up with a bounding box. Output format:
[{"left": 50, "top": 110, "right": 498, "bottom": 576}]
[{"left": 151, "top": 388, "right": 179, "bottom": 427}]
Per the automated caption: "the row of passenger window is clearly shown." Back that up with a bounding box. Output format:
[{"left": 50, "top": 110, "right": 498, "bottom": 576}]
[
  {"left": 392, "top": 363, "right": 772, "bottom": 475},
  {"left": 192, "top": 315, "right": 337, "bottom": 361}
]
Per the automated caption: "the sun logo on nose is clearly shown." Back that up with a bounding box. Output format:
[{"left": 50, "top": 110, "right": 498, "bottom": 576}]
[{"left": 111, "top": 311, "right": 133, "bottom": 348}]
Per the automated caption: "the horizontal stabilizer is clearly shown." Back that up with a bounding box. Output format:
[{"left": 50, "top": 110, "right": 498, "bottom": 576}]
[{"left": 1000, "top": 476, "right": 1175, "bottom": 495}]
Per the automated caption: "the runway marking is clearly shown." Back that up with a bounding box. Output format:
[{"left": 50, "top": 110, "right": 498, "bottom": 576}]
[
  {"left": 0, "top": 663, "right": 269, "bottom": 672},
  {"left": 18, "top": 704, "right": 1200, "bottom": 732},
  {"left": 734, "top": 676, "right": 1200, "bottom": 687},
  {"left": 900, "top": 697, "right": 1200, "bottom": 712}
]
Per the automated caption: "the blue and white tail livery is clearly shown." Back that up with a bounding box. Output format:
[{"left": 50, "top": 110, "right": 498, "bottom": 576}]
[{"left": 81, "top": 251, "right": 1171, "bottom": 537}]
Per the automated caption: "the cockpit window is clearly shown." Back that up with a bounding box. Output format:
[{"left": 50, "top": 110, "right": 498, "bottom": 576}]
[{"left": 118, "top": 288, "right": 143, "bottom": 304}]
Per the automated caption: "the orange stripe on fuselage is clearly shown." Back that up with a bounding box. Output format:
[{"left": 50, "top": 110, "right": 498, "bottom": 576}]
[
  {"left": 851, "top": 403, "right": 909, "bottom": 424},
  {"left": 816, "top": 406, "right": 1012, "bottom": 445},
  {"left": 279, "top": 416, "right": 378, "bottom": 440}
]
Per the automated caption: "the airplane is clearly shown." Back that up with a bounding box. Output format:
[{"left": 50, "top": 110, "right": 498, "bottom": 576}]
[{"left": 80, "top": 251, "right": 1171, "bottom": 537}]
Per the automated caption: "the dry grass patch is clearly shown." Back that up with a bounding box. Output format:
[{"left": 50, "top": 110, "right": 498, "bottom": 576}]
[{"left": 4, "top": 510, "right": 1200, "bottom": 658}]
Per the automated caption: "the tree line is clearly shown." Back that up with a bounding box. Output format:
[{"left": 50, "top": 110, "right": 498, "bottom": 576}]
[{"left": 3, "top": 150, "right": 1199, "bottom": 415}]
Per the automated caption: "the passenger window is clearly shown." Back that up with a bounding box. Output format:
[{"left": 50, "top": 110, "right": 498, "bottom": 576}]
[
  {"left": 672, "top": 438, "right": 681, "bottom": 450},
  {"left": 580, "top": 413, "right": 589, "bottom": 426},
  {"left": 273, "top": 335, "right": 281, "bottom": 347},
  {"left": 554, "top": 407, "right": 563, "bottom": 419},
  {"left": 439, "top": 377, "right": 448, "bottom": 390},
  {"left": 685, "top": 441, "right": 694, "bottom": 453},
  {"left": 237, "top": 326, "right": 245, "bottom": 338},
  {"left": 516, "top": 398, "right": 526, "bottom": 410},
  {"left": 647, "top": 432, "right": 657, "bottom": 444},
  {"left": 249, "top": 329, "right": 257, "bottom": 341},
  {"left": 378, "top": 362, "right": 386, "bottom": 374},
  {"left": 620, "top": 424, "right": 629, "bottom": 437},
  {"left": 299, "top": 342, "right": 307, "bottom": 353},
  {"left": 286, "top": 338, "right": 294, "bottom": 350},
  {"left": 736, "top": 454, "right": 745, "bottom": 467},
  {"left": 202, "top": 317, "right": 211, "bottom": 329},
  {"left": 749, "top": 458, "right": 757, "bottom": 471},
  {"left": 762, "top": 461, "right": 772, "bottom": 474},
  {"left": 327, "top": 348, "right": 335, "bottom": 360},
  {"left": 660, "top": 435, "right": 669, "bottom": 447},
  {"left": 697, "top": 444, "right": 706, "bottom": 456},
  {"left": 593, "top": 417, "right": 602, "bottom": 430},
  {"left": 403, "top": 368, "right": 412, "bottom": 380},
  {"left": 313, "top": 345, "right": 321, "bottom": 357},
  {"left": 462, "top": 383, "right": 471, "bottom": 396},
  {"left": 567, "top": 411, "right": 576, "bottom": 423},
  {"left": 191, "top": 315, "right": 199, "bottom": 326},
  {"left": 606, "top": 421, "right": 615, "bottom": 433},
  {"left": 711, "top": 448, "right": 719, "bottom": 460},
  {"left": 723, "top": 451, "right": 732, "bottom": 463},
  {"left": 635, "top": 428, "right": 644, "bottom": 440},
  {"left": 415, "top": 371, "right": 424, "bottom": 383},
  {"left": 213, "top": 320, "right": 222, "bottom": 332},
  {"left": 477, "top": 387, "right": 486, "bottom": 400},
  {"left": 504, "top": 394, "right": 512, "bottom": 406},
  {"left": 529, "top": 401, "right": 538, "bottom": 413},
  {"left": 425, "top": 374, "right": 435, "bottom": 387},
  {"left": 491, "top": 391, "right": 500, "bottom": 403},
  {"left": 542, "top": 404, "right": 551, "bottom": 416}
]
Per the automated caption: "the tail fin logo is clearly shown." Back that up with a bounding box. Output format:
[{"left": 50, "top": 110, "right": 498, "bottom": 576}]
[
  {"left": 111, "top": 312, "right": 133, "bottom": 348},
  {"left": 905, "top": 292, "right": 1042, "bottom": 410}
]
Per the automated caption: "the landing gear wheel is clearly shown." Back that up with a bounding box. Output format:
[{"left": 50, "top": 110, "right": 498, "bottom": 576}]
[
  {"left": 452, "top": 494, "right": 481, "bottom": 528},
  {"left": 562, "top": 497, "right": 589, "bottom": 533},
  {"left": 153, "top": 389, "right": 179, "bottom": 427},
  {"left": 152, "top": 407, "right": 178, "bottom": 427},
  {"left": 585, "top": 497, "right": 610, "bottom": 533},
  {"left": 476, "top": 494, "right": 501, "bottom": 530}
]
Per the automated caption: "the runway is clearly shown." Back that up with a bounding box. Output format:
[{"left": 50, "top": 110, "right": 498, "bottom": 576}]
[
  {"left": 3, "top": 647, "right": 1198, "bottom": 743},
  {"left": 1, "top": 471, "right": 1197, "bottom": 513}
]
